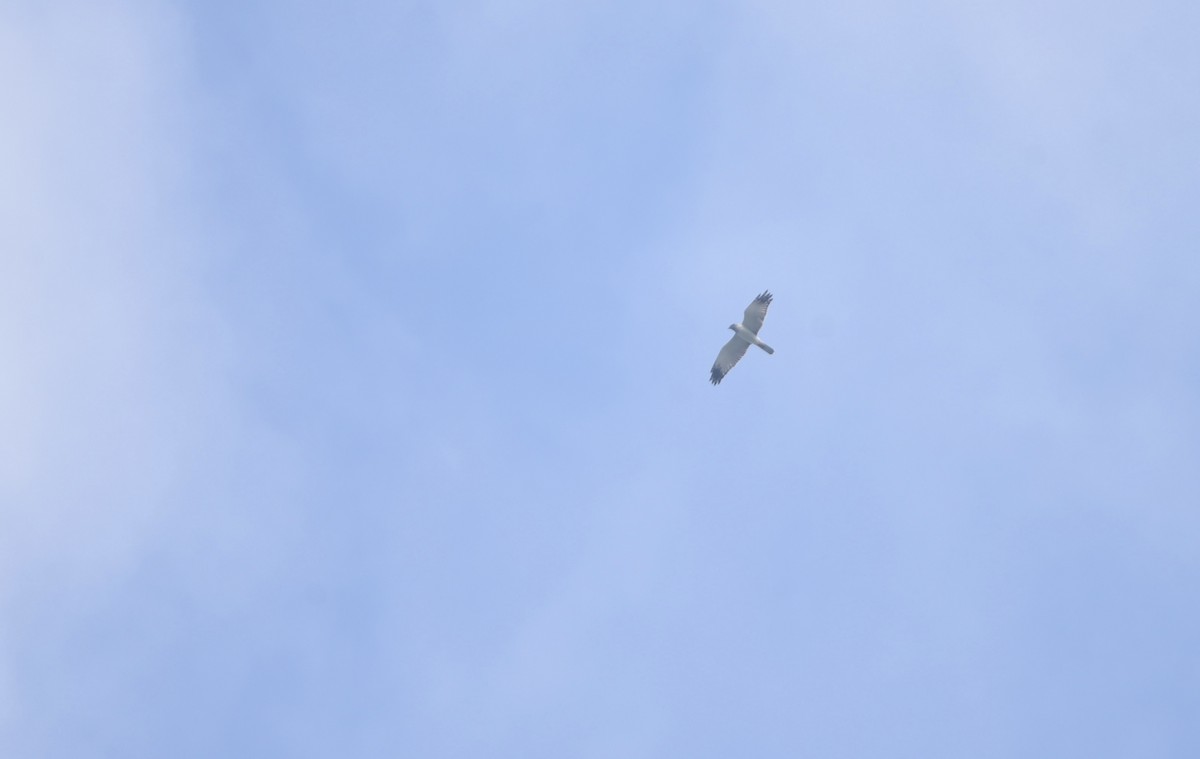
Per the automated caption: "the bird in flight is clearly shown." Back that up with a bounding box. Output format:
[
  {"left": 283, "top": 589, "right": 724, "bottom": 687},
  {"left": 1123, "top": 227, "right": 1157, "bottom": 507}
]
[{"left": 710, "top": 291, "right": 775, "bottom": 385}]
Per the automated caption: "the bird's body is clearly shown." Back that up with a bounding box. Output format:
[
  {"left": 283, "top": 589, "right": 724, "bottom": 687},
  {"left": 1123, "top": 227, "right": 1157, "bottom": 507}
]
[
  {"left": 710, "top": 291, "right": 774, "bottom": 385},
  {"left": 731, "top": 323, "right": 774, "bottom": 353}
]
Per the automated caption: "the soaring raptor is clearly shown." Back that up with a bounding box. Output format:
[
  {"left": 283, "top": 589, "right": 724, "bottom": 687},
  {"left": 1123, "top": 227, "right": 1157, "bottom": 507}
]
[{"left": 710, "top": 291, "right": 774, "bottom": 385}]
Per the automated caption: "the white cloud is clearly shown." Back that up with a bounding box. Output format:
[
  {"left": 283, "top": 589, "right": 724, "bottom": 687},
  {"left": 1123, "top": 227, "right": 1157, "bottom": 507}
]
[
  {"left": 0, "top": 3, "right": 237, "bottom": 742},
  {"left": 1, "top": 0, "right": 204, "bottom": 581}
]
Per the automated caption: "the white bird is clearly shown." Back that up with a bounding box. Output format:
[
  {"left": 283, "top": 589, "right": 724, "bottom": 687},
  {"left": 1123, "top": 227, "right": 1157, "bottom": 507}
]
[{"left": 710, "top": 291, "right": 775, "bottom": 385}]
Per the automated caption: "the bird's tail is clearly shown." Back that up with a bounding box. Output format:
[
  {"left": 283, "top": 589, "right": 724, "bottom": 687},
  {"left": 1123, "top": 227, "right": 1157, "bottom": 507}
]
[{"left": 757, "top": 341, "right": 775, "bottom": 355}]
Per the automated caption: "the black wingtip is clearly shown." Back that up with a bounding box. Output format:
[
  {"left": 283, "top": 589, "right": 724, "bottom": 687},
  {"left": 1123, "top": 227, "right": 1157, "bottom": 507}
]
[
  {"left": 710, "top": 369, "right": 723, "bottom": 385},
  {"left": 756, "top": 290, "right": 773, "bottom": 305}
]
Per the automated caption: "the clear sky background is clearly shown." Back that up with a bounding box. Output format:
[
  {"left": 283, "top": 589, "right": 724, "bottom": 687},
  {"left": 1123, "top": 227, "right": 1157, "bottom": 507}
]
[{"left": 3, "top": 1, "right": 1199, "bottom": 756}]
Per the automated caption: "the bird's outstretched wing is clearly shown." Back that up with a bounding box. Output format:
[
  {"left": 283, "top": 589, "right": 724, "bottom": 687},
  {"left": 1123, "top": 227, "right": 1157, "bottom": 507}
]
[
  {"left": 710, "top": 335, "right": 751, "bottom": 385},
  {"left": 742, "top": 291, "right": 773, "bottom": 334}
]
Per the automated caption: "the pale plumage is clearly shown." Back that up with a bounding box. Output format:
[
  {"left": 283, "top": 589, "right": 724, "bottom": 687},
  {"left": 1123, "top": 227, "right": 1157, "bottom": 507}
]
[{"left": 710, "top": 291, "right": 775, "bottom": 385}]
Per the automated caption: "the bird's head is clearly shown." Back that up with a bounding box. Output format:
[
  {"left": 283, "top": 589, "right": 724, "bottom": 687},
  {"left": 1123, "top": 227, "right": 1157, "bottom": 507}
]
[{"left": 728, "top": 324, "right": 737, "bottom": 331}]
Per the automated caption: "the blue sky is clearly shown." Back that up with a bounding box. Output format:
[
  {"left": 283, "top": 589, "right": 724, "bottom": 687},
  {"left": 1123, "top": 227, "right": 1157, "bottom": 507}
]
[{"left": 3, "top": 1, "right": 1199, "bottom": 756}]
